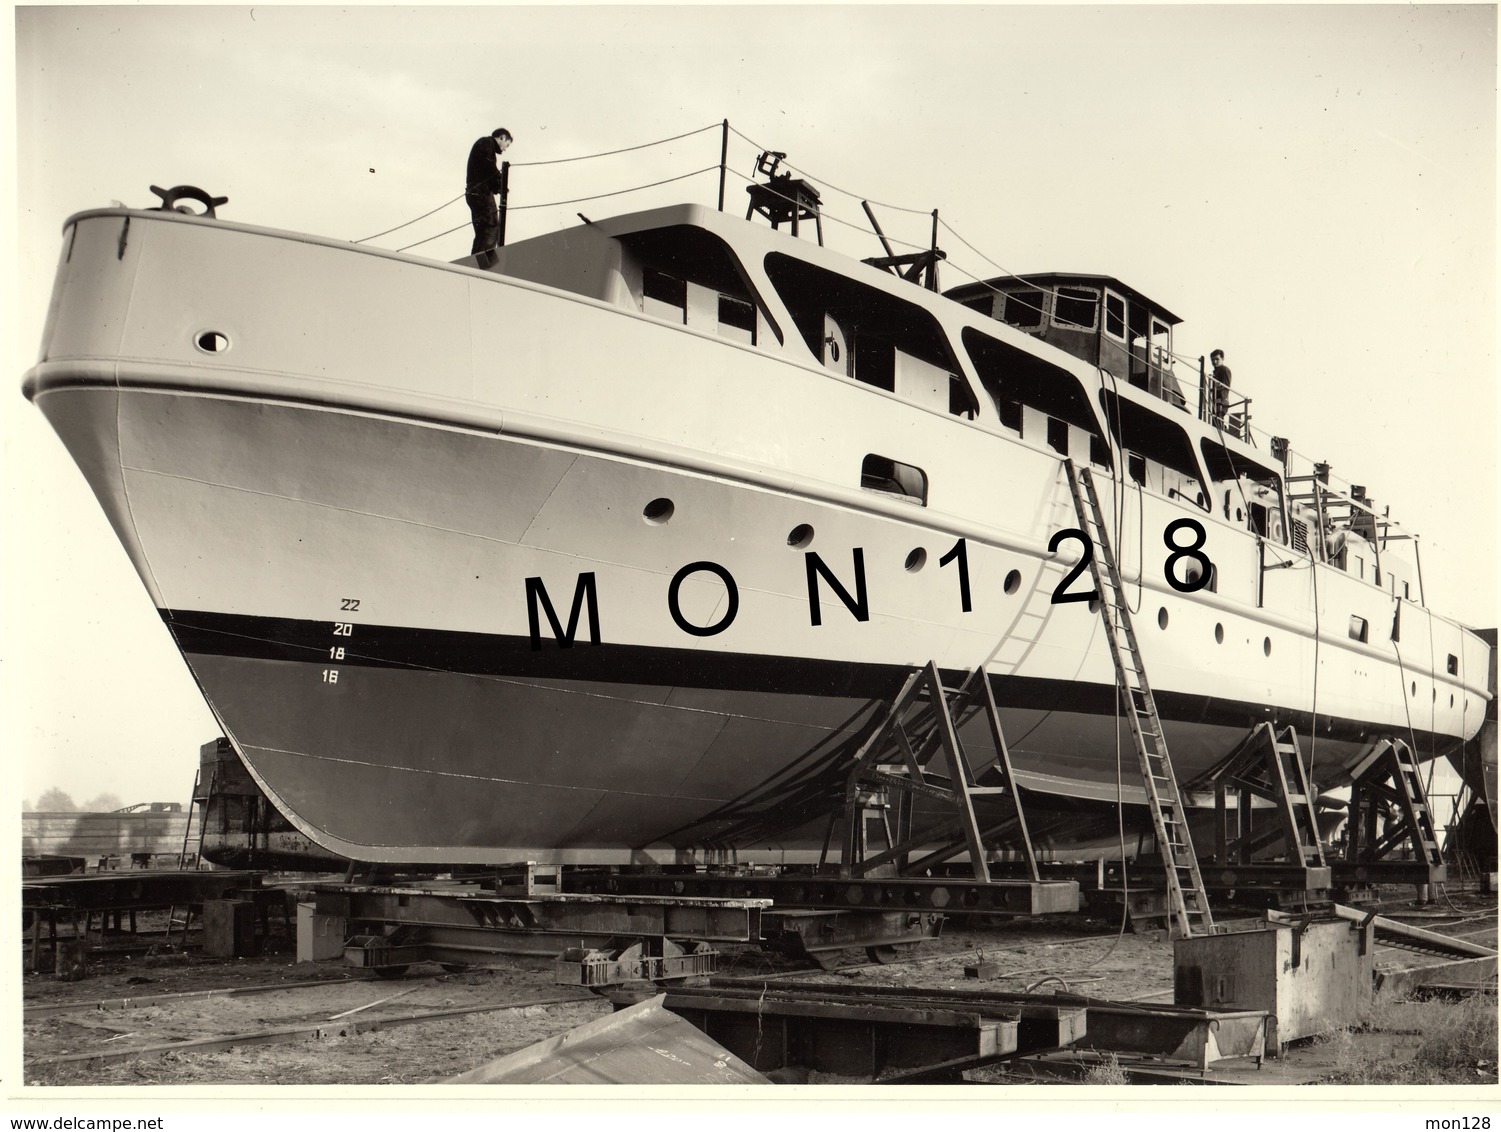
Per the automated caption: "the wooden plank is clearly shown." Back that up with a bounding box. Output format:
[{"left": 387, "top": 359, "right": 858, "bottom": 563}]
[{"left": 1333, "top": 904, "right": 1497, "bottom": 958}]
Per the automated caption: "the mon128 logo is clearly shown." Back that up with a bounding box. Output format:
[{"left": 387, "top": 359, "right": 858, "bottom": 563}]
[{"left": 520, "top": 519, "right": 1213, "bottom": 649}]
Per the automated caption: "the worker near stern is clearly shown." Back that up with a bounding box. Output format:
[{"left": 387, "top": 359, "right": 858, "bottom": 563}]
[
  {"left": 465, "top": 127, "right": 513, "bottom": 256},
  {"left": 1209, "top": 348, "right": 1232, "bottom": 428}
]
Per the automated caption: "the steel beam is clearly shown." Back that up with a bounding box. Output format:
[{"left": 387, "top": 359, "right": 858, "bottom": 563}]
[
  {"left": 711, "top": 980, "right": 1264, "bottom": 1070},
  {"left": 618, "top": 984, "right": 1022, "bottom": 1082},
  {"left": 564, "top": 870, "right": 1079, "bottom": 915},
  {"left": 1329, "top": 861, "right": 1446, "bottom": 887},
  {"left": 762, "top": 908, "right": 944, "bottom": 965},
  {"left": 709, "top": 979, "right": 1087, "bottom": 1055},
  {"left": 318, "top": 883, "right": 767, "bottom": 943},
  {"left": 21, "top": 870, "right": 264, "bottom": 912}
]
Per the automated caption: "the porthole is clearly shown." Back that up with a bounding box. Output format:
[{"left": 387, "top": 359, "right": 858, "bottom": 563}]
[
  {"left": 194, "top": 330, "right": 230, "bottom": 354},
  {"left": 1450, "top": 694, "right": 1455, "bottom": 708},
  {"left": 1004, "top": 570, "right": 1022, "bottom": 596},
  {"left": 1088, "top": 598, "right": 1101, "bottom": 615},
  {"left": 642, "top": 497, "right": 674, "bottom": 524},
  {"left": 1263, "top": 637, "right": 1272, "bottom": 657},
  {"left": 1410, "top": 681, "right": 1417, "bottom": 696},
  {"left": 787, "top": 524, "right": 814, "bottom": 549},
  {"left": 1157, "top": 607, "right": 1169, "bottom": 630},
  {"left": 904, "top": 548, "right": 927, "bottom": 573},
  {"left": 1214, "top": 623, "right": 1224, "bottom": 644}
]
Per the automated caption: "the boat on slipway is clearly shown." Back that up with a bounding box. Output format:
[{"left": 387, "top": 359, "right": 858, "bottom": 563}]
[{"left": 24, "top": 169, "right": 1492, "bottom": 868}]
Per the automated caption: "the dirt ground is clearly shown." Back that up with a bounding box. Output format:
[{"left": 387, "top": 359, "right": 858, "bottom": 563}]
[{"left": 20, "top": 892, "right": 1497, "bottom": 1088}]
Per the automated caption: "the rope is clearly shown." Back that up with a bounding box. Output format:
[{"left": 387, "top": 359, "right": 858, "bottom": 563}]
[
  {"left": 508, "top": 165, "right": 720, "bottom": 211},
  {"left": 511, "top": 122, "right": 720, "bottom": 168},
  {"left": 394, "top": 221, "right": 472, "bottom": 254},
  {"left": 392, "top": 166, "right": 720, "bottom": 254},
  {"left": 356, "top": 194, "right": 465, "bottom": 244},
  {"left": 360, "top": 123, "right": 721, "bottom": 246}
]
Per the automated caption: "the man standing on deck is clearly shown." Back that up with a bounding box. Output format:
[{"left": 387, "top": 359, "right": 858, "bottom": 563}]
[
  {"left": 1210, "top": 348, "right": 1232, "bottom": 429},
  {"left": 466, "top": 127, "right": 513, "bottom": 256}
]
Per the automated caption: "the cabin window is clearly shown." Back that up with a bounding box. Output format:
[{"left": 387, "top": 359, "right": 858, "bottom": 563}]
[
  {"left": 1447, "top": 654, "right": 1459, "bottom": 676},
  {"left": 1052, "top": 287, "right": 1099, "bottom": 331},
  {"left": 718, "top": 295, "right": 756, "bottom": 344},
  {"left": 1200, "top": 440, "right": 1286, "bottom": 538},
  {"left": 1089, "top": 432, "right": 1111, "bottom": 468},
  {"left": 1349, "top": 616, "right": 1369, "bottom": 644},
  {"left": 1101, "top": 390, "right": 1209, "bottom": 504},
  {"left": 999, "top": 399, "right": 1023, "bottom": 435},
  {"left": 950, "top": 376, "right": 978, "bottom": 419},
  {"left": 962, "top": 327, "right": 1107, "bottom": 447},
  {"left": 622, "top": 224, "right": 780, "bottom": 344},
  {"left": 861, "top": 454, "right": 927, "bottom": 505},
  {"left": 1104, "top": 292, "right": 1126, "bottom": 340},
  {"left": 957, "top": 293, "right": 995, "bottom": 317},
  {"left": 1127, "top": 452, "right": 1147, "bottom": 485},
  {"left": 642, "top": 269, "right": 687, "bottom": 323},
  {"left": 1047, "top": 417, "right": 1069, "bottom": 456},
  {"left": 1150, "top": 318, "right": 1172, "bottom": 367},
  {"left": 1001, "top": 290, "right": 1045, "bottom": 331},
  {"left": 1249, "top": 502, "right": 1269, "bottom": 538},
  {"left": 764, "top": 252, "right": 967, "bottom": 416}
]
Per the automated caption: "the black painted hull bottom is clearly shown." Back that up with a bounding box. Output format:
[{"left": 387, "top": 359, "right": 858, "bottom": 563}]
[{"left": 169, "top": 612, "right": 1448, "bottom": 865}]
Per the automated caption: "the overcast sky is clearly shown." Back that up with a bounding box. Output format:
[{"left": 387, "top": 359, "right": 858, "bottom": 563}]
[{"left": 5, "top": 4, "right": 1496, "bottom": 811}]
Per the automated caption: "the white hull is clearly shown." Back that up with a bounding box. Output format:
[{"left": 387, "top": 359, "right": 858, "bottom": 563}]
[{"left": 25, "top": 205, "right": 1490, "bottom": 864}]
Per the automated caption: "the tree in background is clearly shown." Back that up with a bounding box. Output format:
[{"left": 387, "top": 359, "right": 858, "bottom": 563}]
[
  {"left": 34, "top": 788, "right": 78, "bottom": 812},
  {"left": 84, "top": 792, "right": 124, "bottom": 813}
]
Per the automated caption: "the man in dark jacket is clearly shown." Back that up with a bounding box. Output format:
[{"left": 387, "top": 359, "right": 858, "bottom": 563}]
[
  {"left": 1209, "top": 348, "right": 1232, "bottom": 428},
  {"left": 466, "top": 128, "right": 513, "bottom": 255}
]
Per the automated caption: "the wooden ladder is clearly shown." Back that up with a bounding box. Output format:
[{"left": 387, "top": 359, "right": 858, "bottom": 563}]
[
  {"left": 840, "top": 661, "right": 1038, "bottom": 882},
  {"left": 1065, "top": 461, "right": 1214, "bottom": 938},
  {"left": 177, "top": 765, "right": 213, "bottom": 870}
]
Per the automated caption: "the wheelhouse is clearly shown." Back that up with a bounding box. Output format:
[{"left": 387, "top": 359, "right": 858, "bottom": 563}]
[{"left": 946, "top": 273, "right": 1188, "bottom": 410}]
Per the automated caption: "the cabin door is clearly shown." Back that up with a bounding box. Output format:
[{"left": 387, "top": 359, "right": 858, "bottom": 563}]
[{"left": 823, "top": 314, "right": 852, "bottom": 376}]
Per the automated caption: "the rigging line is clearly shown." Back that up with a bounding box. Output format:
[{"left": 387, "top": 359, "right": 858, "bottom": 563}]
[
  {"left": 1110, "top": 527, "right": 1131, "bottom": 950},
  {"left": 392, "top": 166, "right": 721, "bottom": 252},
  {"left": 374, "top": 130, "right": 721, "bottom": 248},
  {"left": 1391, "top": 637, "right": 1425, "bottom": 762},
  {"left": 1100, "top": 367, "right": 1144, "bottom": 613},
  {"left": 724, "top": 124, "right": 932, "bottom": 217},
  {"left": 938, "top": 217, "right": 1029, "bottom": 285},
  {"left": 359, "top": 167, "right": 539, "bottom": 245},
  {"left": 355, "top": 194, "right": 466, "bottom": 244},
  {"left": 506, "top": 165, "right": 720, "bottom": 210},
  {"left": 1423, "top": 597, "right": 1441, "bottom": 772},
  {"left": 1215, "top": 419, "right": 1259, "bottom": 539},
  {"left": 395, "top": 221, "right": 471, "bottom": 253},
  {"left": 509, "top": 122, "right": 721, "bottom": 167},
  {"left": 1306, "top": 534, "right": 1320, "bottom": 778}
]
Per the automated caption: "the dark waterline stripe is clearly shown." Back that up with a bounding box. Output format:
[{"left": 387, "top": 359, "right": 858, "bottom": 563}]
[{"left": 160, "top": 608, "right": 1452, "bottom": 755}]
